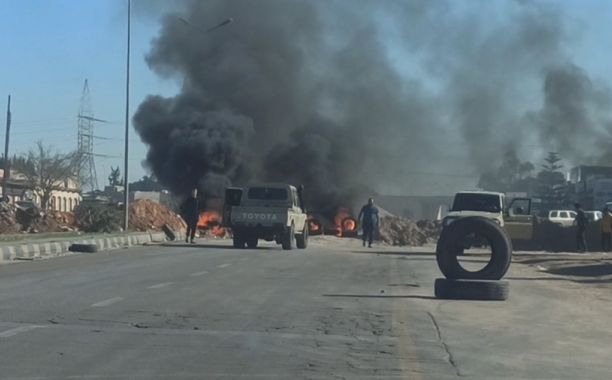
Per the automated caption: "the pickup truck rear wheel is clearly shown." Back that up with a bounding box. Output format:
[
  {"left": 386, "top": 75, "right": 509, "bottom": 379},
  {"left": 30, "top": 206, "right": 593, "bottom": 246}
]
[
  {"left": 281, "top": 225, "right": 295, "bottom": 250},
  {"left": 233, "top": 233, "right": 245, "bottom": 249},
  {"left": 246, "top": 237, "right": 258, "bottom": 249},
  {"left": 296, "top": 224, "right": 308, "bottom": 249}
]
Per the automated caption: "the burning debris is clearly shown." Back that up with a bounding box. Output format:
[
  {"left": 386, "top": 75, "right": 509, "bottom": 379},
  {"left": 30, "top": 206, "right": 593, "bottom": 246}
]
[
  {"left": 334, "top": 208, "right": 358, "bottom": 237},
  {"left": 307, "top": 215, "right": 323, "bottom": 236},
  {"left": 197, "top": 210, "right": 227, "bottom": 238}
]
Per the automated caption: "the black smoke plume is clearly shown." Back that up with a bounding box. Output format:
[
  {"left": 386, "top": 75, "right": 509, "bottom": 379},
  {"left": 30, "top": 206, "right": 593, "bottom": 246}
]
[{"left": 133, "top": 0, "right": 612, "bottom": 214}]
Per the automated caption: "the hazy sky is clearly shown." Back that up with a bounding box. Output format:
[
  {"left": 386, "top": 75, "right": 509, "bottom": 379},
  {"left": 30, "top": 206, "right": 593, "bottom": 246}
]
[{"left": 1, "top": 0, "right": 611, "bottom": 194}]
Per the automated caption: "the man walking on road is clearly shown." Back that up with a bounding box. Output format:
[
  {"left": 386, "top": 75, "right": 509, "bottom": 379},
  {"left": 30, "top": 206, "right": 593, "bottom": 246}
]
[
  {"left": 574, "top": 203, "right": 588, "bottom": 252},
  {"left": 181, "top": 188, "right": 199, "bottom": 244},
  {"left": 358, "top": 197, "right": 379, "bottom": 248},
  {"left": 602, "top": 207, "right": 612, "bottom": 252}
]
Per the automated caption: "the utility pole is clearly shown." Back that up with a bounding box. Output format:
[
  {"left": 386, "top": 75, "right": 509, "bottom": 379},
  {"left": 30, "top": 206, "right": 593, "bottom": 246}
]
[
  {"left": 77, "top": 80, "right": 100, "bottom": 192},
  {"left": 2, "top": 95, "right": 11, "bottom": 201},
  {"left": 123, "top": 0, "right": 131, "bottom": 231}
]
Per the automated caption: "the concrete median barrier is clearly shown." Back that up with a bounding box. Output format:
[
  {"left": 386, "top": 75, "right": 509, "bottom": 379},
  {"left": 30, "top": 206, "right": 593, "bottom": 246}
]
[{"left": 0, "top": 231, "right": 174, "bottom": 264}]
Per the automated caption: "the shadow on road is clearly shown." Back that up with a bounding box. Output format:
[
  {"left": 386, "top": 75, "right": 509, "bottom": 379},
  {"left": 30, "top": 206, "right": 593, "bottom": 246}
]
[
  {"left": 161, "top": 243, "right": 275, "bottom": 251},
  {"left": 350, "top": 250, "right": 434, "bottom": 257},
  {"left": 323, "top": 294, "right": 437, "bottom": 300}
]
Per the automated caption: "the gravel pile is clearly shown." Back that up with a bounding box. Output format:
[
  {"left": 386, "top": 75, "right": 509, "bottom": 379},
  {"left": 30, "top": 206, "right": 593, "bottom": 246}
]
[{"left": 378, "top": 216, "right": 441, "bottom": 246}]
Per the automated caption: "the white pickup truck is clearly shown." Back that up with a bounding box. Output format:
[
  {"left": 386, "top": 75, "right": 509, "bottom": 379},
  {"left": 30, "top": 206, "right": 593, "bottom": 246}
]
[
  {"left": 442, "top": 191, "right": 534, "bottom": 242},
  {"left": 223, "top": 183, "right": 308, "bottom": 250}
]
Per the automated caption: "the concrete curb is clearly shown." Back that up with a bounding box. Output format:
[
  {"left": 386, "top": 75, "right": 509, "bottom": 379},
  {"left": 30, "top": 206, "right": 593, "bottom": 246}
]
[{"left": 0, "top": 231, "right": 179, "bottom": 263}]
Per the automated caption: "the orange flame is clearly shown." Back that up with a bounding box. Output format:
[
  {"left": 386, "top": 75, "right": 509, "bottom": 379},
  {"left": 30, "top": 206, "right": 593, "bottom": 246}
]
[
  {"left": 334, "top": 208, "right": 357, "bottom": 237},
  {"left": 197, "top": 211, "right": 226, "bottom": 237},
  {"left": 308, "top": 215, "right": 322, "bottom": 234}
]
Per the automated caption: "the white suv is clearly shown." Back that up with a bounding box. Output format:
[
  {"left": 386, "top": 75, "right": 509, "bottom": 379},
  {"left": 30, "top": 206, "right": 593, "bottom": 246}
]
[{"left": 548, "top": 210, "right": 577, "bottom": 226}]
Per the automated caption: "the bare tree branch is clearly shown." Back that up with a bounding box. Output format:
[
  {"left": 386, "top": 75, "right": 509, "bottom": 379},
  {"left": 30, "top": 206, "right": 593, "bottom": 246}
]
[{"left": 14, "top": 141, "right": 80, "bottom": 209}]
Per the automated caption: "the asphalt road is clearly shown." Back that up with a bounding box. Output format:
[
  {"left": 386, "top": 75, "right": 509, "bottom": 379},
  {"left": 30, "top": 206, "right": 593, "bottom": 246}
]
[{"left": 1, "top": 237, "right": 611, "bottom": 379}]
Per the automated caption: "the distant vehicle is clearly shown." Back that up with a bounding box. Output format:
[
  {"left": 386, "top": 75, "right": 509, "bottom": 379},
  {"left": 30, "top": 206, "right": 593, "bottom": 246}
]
[
  {"left": 548, "top": 210, "right": 577, "bottom": 226},
  {"left": 585, "top": 211, "right": 602, "bottom": 223},
  {"left": 223, "top": 183, "right": 308, "bottom": 250}
]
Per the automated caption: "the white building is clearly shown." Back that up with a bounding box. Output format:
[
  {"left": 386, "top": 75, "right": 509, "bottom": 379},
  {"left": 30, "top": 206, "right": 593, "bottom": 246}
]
[{"left": 0, "top": 169, "right": 81, "bottom": 212}]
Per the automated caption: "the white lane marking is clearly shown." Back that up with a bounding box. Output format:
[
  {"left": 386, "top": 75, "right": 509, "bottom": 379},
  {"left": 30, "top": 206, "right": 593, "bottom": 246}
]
[
  {"left": 190, "top": 270, "right": 209, "bottom": 276},
  {"left": 217, "top": 263, "right": 231, "bottom": 268},
  {"left": 148, "top": 282, "right": 173, "bottom": 289},
  {"left": 0, "top": 325, "right": 46, "bottom": 338},
  {"left": 91, "top": 297, "right": 124, "bottom": 307},
  {"left": 240, "top": 258, "right": 249, "bottom": 261}
]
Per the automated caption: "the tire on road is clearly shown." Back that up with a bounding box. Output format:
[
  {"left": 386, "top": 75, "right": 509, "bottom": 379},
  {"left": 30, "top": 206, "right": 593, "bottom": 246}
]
[
  {"left": 296, "top": 223, "right": 308, "bottom": 249},
  {"left": 69, "top": 243, "right": 98, "bottom": 253},
  {"left": 436, "top": 217, "right": 512, "bottom": 280},
  {"left": 162, "top": 224, "right": 176, "bottom": 241},
  {"left": 434, "top": 278, "right": 509, "bottom": 301},
  {"left": 281, "top": 224, "right": 295, "bottom": 250},
  {"left": 246, "top": 237, "right": 258, "bottom": 249}
]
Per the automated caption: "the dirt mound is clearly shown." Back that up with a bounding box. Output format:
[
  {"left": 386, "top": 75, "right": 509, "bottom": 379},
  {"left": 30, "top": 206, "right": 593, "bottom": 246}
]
[
  {"left": 129, "top": 199, "right": 186, "bottom": 233},
  {"left": 378, "top": 216, "right": 441, "bottom": 246},
  {"left": 0, "top": 201, "right": 21, "bottom": 234}
]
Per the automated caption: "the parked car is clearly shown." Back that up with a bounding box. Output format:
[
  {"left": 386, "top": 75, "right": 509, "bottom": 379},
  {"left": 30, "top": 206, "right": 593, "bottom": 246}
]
[
  {"left": 585, "top": 211, "right": 602, "bottom": 222},
  {"left": 548, "top": 210, "right": 577, "bottom": 226}
]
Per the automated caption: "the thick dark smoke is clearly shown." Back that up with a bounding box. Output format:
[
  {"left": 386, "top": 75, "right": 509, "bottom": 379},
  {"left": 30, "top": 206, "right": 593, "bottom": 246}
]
[{"left": 133, "top": 0, "right": 612, "bottom": 212}]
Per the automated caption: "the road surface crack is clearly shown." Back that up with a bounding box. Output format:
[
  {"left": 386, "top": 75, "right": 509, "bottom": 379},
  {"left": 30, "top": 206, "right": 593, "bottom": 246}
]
[{"left": 427, "top": 311, "right": 462, "bottom": 377}]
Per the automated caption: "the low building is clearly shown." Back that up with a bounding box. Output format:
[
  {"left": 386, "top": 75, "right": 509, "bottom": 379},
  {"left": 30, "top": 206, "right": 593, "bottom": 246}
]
[{"left": 0, "top": 169, "right": 81, "bottom": 212}]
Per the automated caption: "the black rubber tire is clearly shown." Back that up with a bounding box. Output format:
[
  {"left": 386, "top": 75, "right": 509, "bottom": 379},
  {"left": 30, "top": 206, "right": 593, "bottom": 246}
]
[
  {"left": 436, "top": 217, "right": 512, "bottom": 280},
  {"left": 296, "top": 224, "right": 308, "bottom": 249},
  {"left": 69, "top": 243, "right": 98, "bottom": 253},
  {"left": 233, "top": 233, "right": 245, "bottom": 249},
  {"left": 281, "top": 224, "right": 295, "bottom": 250},
  {"left": 246, "top": 237, "right": 258, "bottom": 249},
  {"left": 162, "top": 224, "right": 176, "bottom": 241},
  {"left": 434, "top": 278, "right": 509, "bottom": 301}
]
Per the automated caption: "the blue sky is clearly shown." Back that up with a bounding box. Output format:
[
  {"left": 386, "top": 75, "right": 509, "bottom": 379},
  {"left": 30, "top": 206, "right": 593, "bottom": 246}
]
[
  {"left": 0, "top": 0, "right": 179, "bottom": 187},
  {"left": 1, "top": 0, "right": 612, "bottom": 191}
]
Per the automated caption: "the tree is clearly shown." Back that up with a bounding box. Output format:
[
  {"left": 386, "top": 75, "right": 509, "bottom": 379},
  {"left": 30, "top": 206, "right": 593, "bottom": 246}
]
[
  {"left": 108, "top": 166, "right": 122, "bottom": 186},
  {"left": 13, "top": 142, "right": 80, "bottom": 209},
  {"left": 541, "top": 152, "right": 563, "bottom": 172},
  {"left": 477, "top": 150, "right": 535, "bottom": 192},
  {"left": 536, "top": 152, "right": 566, "bottom": 210}
]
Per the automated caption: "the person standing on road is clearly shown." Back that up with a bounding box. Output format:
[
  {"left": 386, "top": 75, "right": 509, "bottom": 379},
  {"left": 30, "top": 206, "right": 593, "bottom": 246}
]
[
  {"left": 574, "top": 203, "right": 588, "bottom": 253},
  {"left": 181, "top": 188, "right": 199, "bottom": 244},
  {"left": 601, "top": 207, "right": 612, "bottom": 252},
  {"left": 358, "top": 197, "right": 379, "bottom": 248}
]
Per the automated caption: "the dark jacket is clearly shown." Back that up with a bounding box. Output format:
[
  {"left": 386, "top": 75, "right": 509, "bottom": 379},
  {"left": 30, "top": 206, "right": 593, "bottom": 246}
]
[
  {"left": 181, "top": 197, "right": 199, "bottom": 223},
  {"left": 359, "top": 204, "right": 379, "bottom": 228},
  {"left": 575, "top": 209, "right": 587, "bottom": 230}
]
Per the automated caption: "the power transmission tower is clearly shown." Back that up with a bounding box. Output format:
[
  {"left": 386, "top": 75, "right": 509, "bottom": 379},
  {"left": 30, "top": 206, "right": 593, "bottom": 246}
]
[{"left": 77, "top": 79, "right": 100, "bottom": 192}]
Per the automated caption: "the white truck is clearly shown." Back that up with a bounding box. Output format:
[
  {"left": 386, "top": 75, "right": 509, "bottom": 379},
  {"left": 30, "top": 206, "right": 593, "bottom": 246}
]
[
  {"left": 442, "top": 191, "right": 534, "bottom": 242},
  {"left": 223, "top": 184, "right": 309, "bottom": 250}
]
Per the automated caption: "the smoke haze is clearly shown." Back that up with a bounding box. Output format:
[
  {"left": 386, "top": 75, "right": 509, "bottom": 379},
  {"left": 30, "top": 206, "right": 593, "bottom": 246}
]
[{"left": 132, "top": 0, "right": 612, "bottom": 211}]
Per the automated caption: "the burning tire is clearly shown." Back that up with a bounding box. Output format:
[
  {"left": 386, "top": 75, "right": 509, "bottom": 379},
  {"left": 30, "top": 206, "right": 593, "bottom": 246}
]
[
  {"left": 434, "top": 278, "right": 509, "bottom": 301},
  {"left": 296, "top": 224, "right": 308, "bottom": 249},
  {"left": 281, "top": 224, "right": 295, "bottom": 250},
  {"left": 341, "top": 217, "right": 358, "bottom": 237},
  {"left": 436, "top": 217, "right": 511, "bottom": 280}
]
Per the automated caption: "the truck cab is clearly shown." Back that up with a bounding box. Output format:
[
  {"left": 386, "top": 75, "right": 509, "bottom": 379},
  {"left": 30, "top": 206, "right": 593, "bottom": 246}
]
[
  {"left": 443, "top": 191, "right": 534, "bottom": 242},
  {"left": 223, "top": 184, "right": 308, "bottom": 250}
]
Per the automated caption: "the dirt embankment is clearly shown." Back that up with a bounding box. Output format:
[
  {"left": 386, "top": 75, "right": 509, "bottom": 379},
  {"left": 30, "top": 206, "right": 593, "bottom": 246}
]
[
  {"left": 0, "top": 199, "right": 186, "bottom": 235},
  {"left": 378, "top": 217, "right": 441, "bottom": 246}
]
